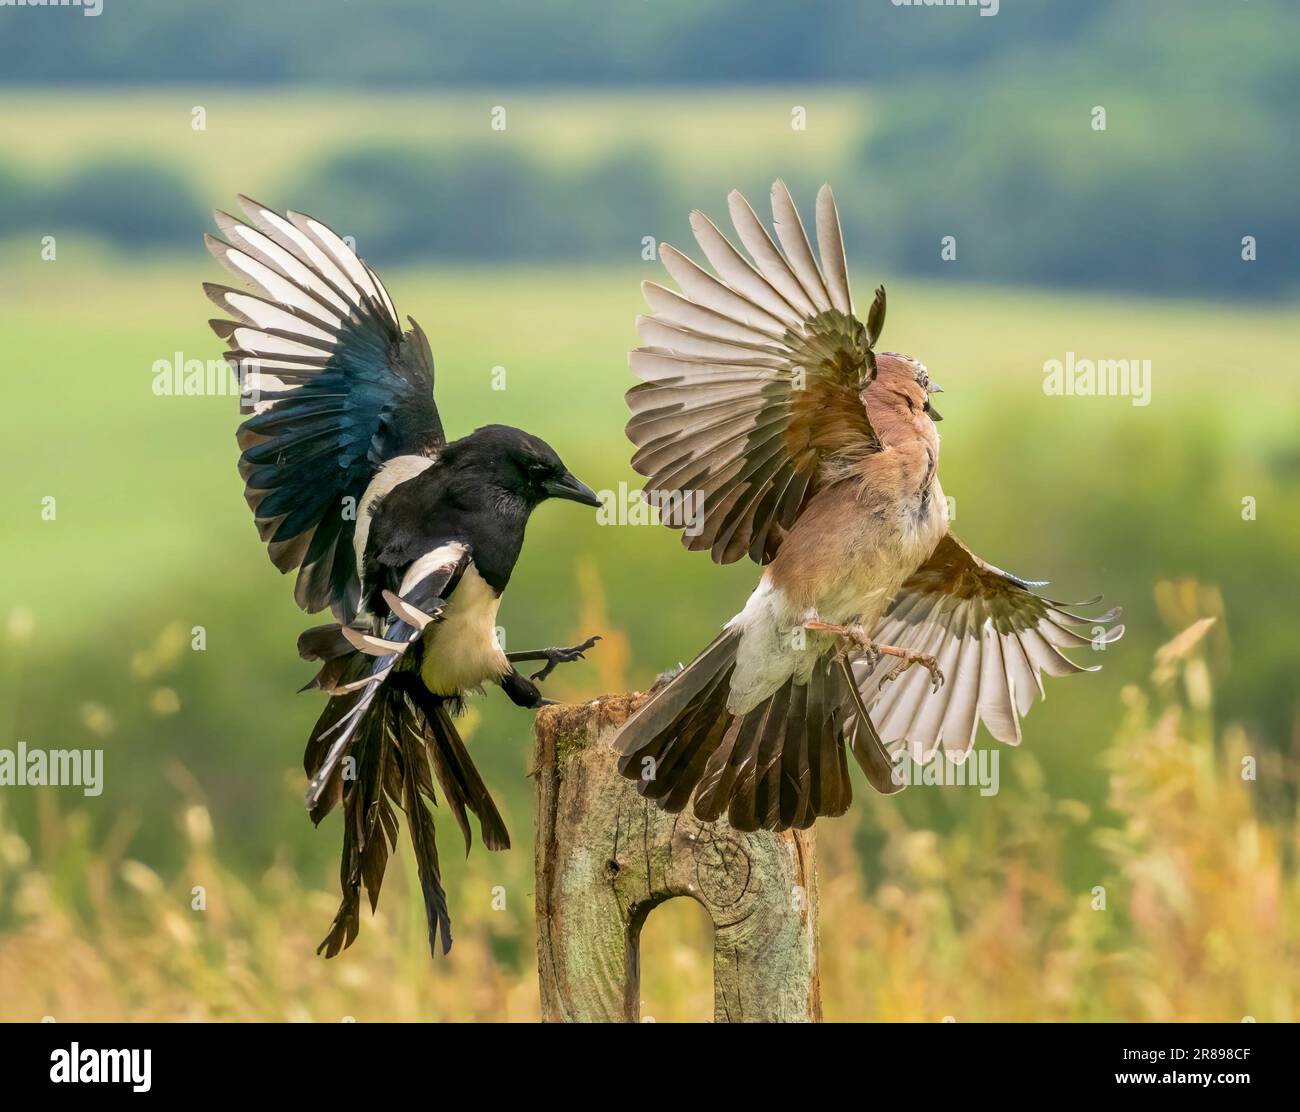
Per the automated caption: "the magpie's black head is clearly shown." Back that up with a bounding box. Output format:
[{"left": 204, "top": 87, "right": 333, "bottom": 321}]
[{"left": 449, "top": 424, "right": 601, "bottom": 509}]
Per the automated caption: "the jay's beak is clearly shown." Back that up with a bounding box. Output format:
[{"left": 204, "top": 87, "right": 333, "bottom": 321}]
[
  {"left": 545, "top": 471, "right": 602, "bottom": 507},
  {"left": 927, "top": 381, "right": 944, "bottom": 421}
]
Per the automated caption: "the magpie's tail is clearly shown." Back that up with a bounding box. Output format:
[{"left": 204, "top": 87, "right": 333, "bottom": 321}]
[
  {"left": 612, "top": 629, "right": 901, "bottom": 832},
  {"left": 296, "top": 623, "right": 509, "bottom": 961}
]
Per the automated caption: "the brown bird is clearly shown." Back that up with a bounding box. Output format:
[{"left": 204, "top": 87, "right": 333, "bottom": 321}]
[{"left": 612, "top": 181, "right": 1122, "bottom": 831}]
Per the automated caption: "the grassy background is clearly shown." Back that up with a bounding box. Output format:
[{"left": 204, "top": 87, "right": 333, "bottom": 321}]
[
  {"left": 2, "top": 86, "right": 1299, "bottom": 1021},
  {"left": 0, "top": 88, "right": 865, "bottom": 192}
]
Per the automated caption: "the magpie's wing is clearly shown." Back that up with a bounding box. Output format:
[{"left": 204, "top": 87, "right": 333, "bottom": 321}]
[
  {"left": 627, "top": 180, "right": 884, "bottom": 565},
  {"left": 205, "top": 197, "right": 445, "bottom": 622},
  {"left": 854, "top": 534, "right": 1124, "bottom": 760}
]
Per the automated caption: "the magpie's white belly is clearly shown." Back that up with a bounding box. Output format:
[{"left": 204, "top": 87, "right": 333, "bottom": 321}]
[{"left": 418, "top": 565, "right": 509, "bottom": 696}]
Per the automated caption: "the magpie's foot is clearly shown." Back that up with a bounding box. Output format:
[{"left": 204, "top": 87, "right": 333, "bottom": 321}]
[{"left": 529, "top": 635, "right": 602, "bottom": 682}]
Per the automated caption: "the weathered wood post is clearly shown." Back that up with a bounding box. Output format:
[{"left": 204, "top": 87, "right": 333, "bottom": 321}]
[{"left": 533, "top": 694, "right": 821, "bottom": 1022}]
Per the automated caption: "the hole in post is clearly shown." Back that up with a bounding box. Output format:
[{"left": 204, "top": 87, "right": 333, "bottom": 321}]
[{"left": 635, "top": 896, "right": 715, "bottom": 1022}]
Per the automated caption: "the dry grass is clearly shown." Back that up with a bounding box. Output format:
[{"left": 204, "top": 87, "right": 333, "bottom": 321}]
[{"left": 2, "top": 590, "right": 1296, "bottom": 1022}]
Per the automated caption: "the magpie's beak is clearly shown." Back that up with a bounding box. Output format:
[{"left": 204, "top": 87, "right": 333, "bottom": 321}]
[{"left": 544, "top": 471, "right": 601, "bottom": 507}]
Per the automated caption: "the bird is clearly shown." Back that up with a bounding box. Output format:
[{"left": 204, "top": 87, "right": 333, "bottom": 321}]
[
  {"left": 612, "top": 181, "right": 1122, "bottom": 832},
  {"left": 203, "top": 197, "right": 601, "bottom": 958}
]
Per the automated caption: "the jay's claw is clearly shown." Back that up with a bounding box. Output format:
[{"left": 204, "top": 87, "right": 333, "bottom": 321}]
[
  {"left": 803, "top": 619, "right": 945, "bottom": 692},
  {"left": 881, "top": 651, "right": 945, "bottom": 693}
]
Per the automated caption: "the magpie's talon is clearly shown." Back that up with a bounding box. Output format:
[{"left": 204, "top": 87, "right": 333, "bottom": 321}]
[
  {"left": 528, "top": 636, "right": 603, "bottom": 682},
  {"left": 529, "top": 662, "right": 558, "bottom": 681}
]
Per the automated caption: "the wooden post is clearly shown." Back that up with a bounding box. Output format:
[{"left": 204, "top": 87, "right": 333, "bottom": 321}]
[{"left": 533, "top": 694, "right": 821, "bottom": 1022}]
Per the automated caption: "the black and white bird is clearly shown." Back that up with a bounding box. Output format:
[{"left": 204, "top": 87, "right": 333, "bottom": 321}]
[{"left": 204, "top": 198, "right": 601, "bottom": 958}]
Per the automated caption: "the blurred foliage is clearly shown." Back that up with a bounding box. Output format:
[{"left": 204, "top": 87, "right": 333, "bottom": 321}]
[
  {"left": 0, "top": 161, "right": 32, "bottom": 235},
  {"left": 282, "top": 144, "right": 676, "bottom": 262},
  {"left": 820, "top": 610, "right": 1299, "bottom": 1021},
  {"left": 4, "top": 256, "right": 1298, "bottom": 891},
  {"left": 0, "top": 153, "right": 205, "bottom": 249},
  {"left": 0, "top": 2, "right": 1296, "bottom": 296},
  {"left": 0, "top": 0, "right": 1115, "bottom": 87},
  {"left": 53, "top": 158, "right": 206, "bottom": 249},
  {"left": 854, "top": 3, "right": 1300, "bottom": 297},
  {"left": 3, "top": 613, "right": 1295, "bottom": 1021}
]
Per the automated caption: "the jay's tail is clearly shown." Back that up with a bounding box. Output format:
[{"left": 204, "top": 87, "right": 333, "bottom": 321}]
[{"left": 612, "top": 628, "right": 901, "bottom": 832}]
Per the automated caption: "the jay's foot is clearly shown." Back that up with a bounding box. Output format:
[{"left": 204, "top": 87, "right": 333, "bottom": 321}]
[{"left": 803, "top": 620, "right": 944, "bottom": 693}]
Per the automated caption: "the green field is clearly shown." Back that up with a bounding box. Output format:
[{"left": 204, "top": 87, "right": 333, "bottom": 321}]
[
  {"left": 0, "top": 87, "right": 866, "bottom": 201},
  {"left": 5, "top": 245, "right": 1299, "bottom": 873}
]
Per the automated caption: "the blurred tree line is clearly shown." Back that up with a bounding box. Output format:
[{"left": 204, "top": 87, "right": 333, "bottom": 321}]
[
  {"left": 1, "top": 0, "right": 1294, "bottom": 297},
  {"left": 0, "top": 0, "right": 1111, "bottom": 87},
  {"left": 850, "top": 4, "right": 1300, "bottom": 298},
  {"left": 0, "top": 146, "right": 685, "bottom": 261}
]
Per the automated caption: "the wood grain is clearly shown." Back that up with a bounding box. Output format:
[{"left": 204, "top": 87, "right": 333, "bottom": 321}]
[{"left": 534, "top": 693, "right": 821, "bottom": 1022}]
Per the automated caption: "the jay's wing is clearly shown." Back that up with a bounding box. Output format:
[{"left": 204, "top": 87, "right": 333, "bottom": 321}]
[
  {"left": 205, "top": 197, "right": 444, "bottom": 622},
  {"left": 854, "top": 534, "right": 1124, "bottom": 761},
  {"left": 627, "top": 180, "right": 885, "bottom": 565}
]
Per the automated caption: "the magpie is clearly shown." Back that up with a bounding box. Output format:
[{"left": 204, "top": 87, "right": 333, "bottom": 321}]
[
  {"left": 612, "top": 181, "right": 1123, "bottom": 831},
  {"left": 204, "top": 198, "right": 601, "bottom": 958}
]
